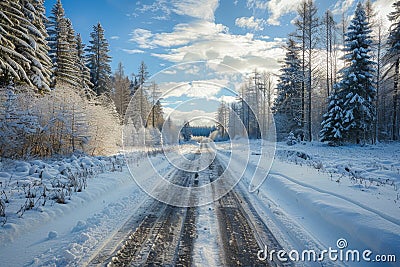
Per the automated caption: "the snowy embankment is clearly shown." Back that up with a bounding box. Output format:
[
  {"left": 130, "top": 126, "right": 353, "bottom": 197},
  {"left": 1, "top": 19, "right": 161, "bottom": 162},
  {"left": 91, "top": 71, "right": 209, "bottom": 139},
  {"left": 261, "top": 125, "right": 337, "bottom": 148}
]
[
  {"left": 218, "top": 140, "right": 400, "bottom": 266},
  {"left": 0, "top": 152, "right": 172, "bottom": 266}
]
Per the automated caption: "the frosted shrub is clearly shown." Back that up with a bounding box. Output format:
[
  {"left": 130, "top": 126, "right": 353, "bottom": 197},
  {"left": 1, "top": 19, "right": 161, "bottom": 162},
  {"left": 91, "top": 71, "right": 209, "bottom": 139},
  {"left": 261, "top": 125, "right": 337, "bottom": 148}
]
[{"left": 286, "top": 132, "right": 297, "bottom": 146}]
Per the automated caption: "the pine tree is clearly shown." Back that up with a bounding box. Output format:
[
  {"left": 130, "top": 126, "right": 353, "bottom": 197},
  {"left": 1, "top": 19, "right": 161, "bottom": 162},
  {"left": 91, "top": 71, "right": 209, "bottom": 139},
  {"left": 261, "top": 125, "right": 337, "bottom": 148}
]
[
  {"left": 130, "top": 61, "right": 150, "bottom": 126},
  {"left": 387, "top": 0, "right": 400, "bottom": 140},
  {"left": 136, "top": 61, "right": 149, "bottom": 87},
  {"left": 86, "top": 22, "right": 112, "bottom": 95},
  {"left": 273, "top": 38, "right": 303, "bottom": 139},
  {"left": 20, "top": 0, "right": 52, "bottom": 92},
  {"left": 152, "top": 99, "right": 164, "bottom": 130},
  {"left": 147, "top": 81, "right": 164, "bottom": 129},
  {"left": 320, "top": 83, "right": 344, "bottom": 145},
  {"left": 76, "top": 33, "right": 94, "bottom": 98},
  {"left": 336, "top": 2, "right": 376, "bottom": 144},
  {"left": 0, "top": 1, "right": 32, "bottom": 88},
  {"left": 47, "top": 0, "right": 79, "bottom": 88},
  {"left": 0, "top": 0, "right": 52, "bottom": 92},
  {"left": 65, "top": 19, "right": 80, "bottom": 85}
]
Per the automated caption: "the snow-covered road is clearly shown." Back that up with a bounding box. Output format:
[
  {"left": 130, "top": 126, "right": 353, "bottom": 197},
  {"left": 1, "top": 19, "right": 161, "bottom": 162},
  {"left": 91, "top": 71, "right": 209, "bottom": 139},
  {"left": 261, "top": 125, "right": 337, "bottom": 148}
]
[{"left": 0, "top": 141, "right": 399, "bottom": 266}]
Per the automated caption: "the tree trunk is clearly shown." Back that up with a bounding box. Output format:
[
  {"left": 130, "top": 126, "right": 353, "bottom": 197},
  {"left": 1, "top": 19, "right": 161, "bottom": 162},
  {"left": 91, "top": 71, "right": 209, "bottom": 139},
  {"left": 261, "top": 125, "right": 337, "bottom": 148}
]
[{"left": 393, "top": 57, "right": 399, "bottom": 141}]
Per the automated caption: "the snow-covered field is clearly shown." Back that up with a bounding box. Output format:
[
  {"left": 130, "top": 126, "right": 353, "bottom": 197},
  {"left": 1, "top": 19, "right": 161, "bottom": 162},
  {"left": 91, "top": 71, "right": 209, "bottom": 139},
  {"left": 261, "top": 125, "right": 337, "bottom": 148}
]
[
  {"left": 0, "top": 152, "right": 172, "bottom": 266},
  {"left": 0, "top": 141, "right": 399, "bottom": 266},
  {"left": 218, "top": 140, "right": 400, "bottom": 266}
]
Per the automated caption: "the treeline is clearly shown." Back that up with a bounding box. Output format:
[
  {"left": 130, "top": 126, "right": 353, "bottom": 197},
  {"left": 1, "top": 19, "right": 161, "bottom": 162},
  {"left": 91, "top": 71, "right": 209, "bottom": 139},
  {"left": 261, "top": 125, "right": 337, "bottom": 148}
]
[
  {"left": 218, "top": 0, "right": 400, "bottom": 145},
  {"left": 0, "top": 0, "right": 163, "bottom": 158}
]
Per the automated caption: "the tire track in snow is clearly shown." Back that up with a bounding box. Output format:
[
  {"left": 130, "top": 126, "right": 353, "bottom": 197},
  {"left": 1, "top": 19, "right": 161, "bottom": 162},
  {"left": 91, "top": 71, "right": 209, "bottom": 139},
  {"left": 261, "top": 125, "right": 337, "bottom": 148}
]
[{"left": 269, "top": 170, "right": 400, "bottom": 227}]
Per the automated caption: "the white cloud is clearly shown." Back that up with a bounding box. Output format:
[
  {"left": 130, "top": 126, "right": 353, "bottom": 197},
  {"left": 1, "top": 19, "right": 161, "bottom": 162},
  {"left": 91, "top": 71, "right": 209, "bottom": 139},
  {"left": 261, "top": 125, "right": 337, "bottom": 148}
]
[
  {"left": 122, "top": 49, "right": 145, "bottom": 54},
  {"left": 266, "top": 0, "right": 299, "bottom": 25},
  {"left": 110, "top": 36, "right": 120, "bottom": 40},
  {"left": 129, "top": 28, "right": 155, "bottom": 49},
  {"left": 332, "top": 0, "right": 355, "bottom": 15},
  {"left": 246, "top": 0, "right": 298, "bottom": 26},
  {"left": 259, "top": 35, "right": 271, "bottom": 40},
  {"left": 136, "top": 0, "right": 219, "bottom": 21},
  {"left": 130, "top": 21, "right": 228, "bottom": 49},
  {"left": 170, "top": 0, "right": 219, "bottom": 21},
  {"left": 235, "top": 16, "right": 265, "bottom": 31},
  {"left": 247, "top": 0, "right": 269, "bottom": 10},
  {"left": 133, "top": 22, "right": 285, "bottom": 74},
  {"left": 219, "top": 95, "right": 238, "bottom": 103}
]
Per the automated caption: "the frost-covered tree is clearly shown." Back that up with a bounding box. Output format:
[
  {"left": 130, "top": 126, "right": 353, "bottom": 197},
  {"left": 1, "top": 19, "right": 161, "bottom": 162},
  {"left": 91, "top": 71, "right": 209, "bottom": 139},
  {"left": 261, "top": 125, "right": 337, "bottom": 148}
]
[
  {"left": 0, "top": 1, "right": 25, "bottom": 85},
  {"left": 0, "top": 87, "right": 40, "bottom": 158},
  {"left": 273, "top": 38, "right": 303, "bottom": 139},
  {"left": 148, "top": 127, "right": 162, "bottom": 146},
  {"left": 31, "top": 88, "right": 89, "bottom": 155},
  {"left": 322, "top": 3, "right": 376, "bottom": 145},
  {"left": 47, "top": 0, "right": 79, "bottom": 88},
  {"left": 162, "top": 116, "right": 178, "bottom": 145},
  {"left": 46, "top": 0, "right": 63, "bottom": 64},
  {"left": 151, "top": 99, "right": 164, "bottom": 130},
  {"left": 112, "top": 62, "right": 131, "bottom": 120},
  {"left": 20, "top": 0, "right": 52, "bottom": 92},
  {"left": 123, "top": 118, "right": 138, "bottom": 148},
  {"left": 293, "top": 0, "right": 320, "bottom": 141},
  {"left": 0, "top": 0, "right": 50, "bottom": 92},
  {"left": 147, "top": 81, "right": 164, "bottom": 129},
  {"left": 320, "top": 83, "right": 344, "bottom": 145},
  {"left": 86, "top": 22, "right": 112, "bottom": 95},
  {"left": 76, "top": 34, "right": 94, "bottom": 98},
  {"left": 341, "top": 2, "right": 376, "bottom": 144},
  {"left": 87, "top": 94, "right": 121, "bottom": 155},
  {"left": 387, "top": 0, "right": 400, "bottom": 140},
  {"left": 136, "top": 61, "right": 149, "bottom": 88},
  {"left": 127, "top": 61, "right": 150, "bottom": 127}
]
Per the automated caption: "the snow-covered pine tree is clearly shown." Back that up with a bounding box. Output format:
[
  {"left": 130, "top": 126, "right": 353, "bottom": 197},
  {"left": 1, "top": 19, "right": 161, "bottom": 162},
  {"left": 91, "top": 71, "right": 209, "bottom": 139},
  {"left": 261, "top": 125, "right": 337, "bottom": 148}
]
[
  {"left": 46, "top": 0, "right": 63, "bottom": 63},
  {"left": 340, "top": 2, "right": 376, "bottom": 144},
  {"left": 47, "top": 0, "right": 79, "bottom": 88},
  {"left": 19, "top": 0, "right": 52, "bottom": 92},
  {"left": 65, "top": 19, "right": 81, "bottom": 84},
  {"left": 76, "top": 33, "right": 94, "bottom": 98},
  {"left": 148, "top": 127, "right": 162, "bottom": 146},
  {"left": 387, "top": 0, "right": 400, "bottom": 140},
  {"left": 127, "top": 61, "right": 150, "bottom": 127},
  {"left": 273, "top": 38, "right": 303, "bottom": 140},
  {"left": 320, "top": 83, "right": 345, "bottom": 145},
  {"left": 147, "top": 81, "right": 164, "bottom": 130},
  {"left": 152, "top": 99, "right": 164, "bottom": 130},
  {"left": 85, "top": 22, "right": 112, "bottom": 95},
  {"left": 0, "top": 1, "right": 32, "bottom": 87}
]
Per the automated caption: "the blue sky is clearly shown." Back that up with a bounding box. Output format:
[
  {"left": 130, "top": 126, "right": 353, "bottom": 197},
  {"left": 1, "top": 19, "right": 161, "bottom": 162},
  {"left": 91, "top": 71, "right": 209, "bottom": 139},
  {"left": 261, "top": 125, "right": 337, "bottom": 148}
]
[{"left": 44, "top": 0, "right": 394, "bottom": 125}]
